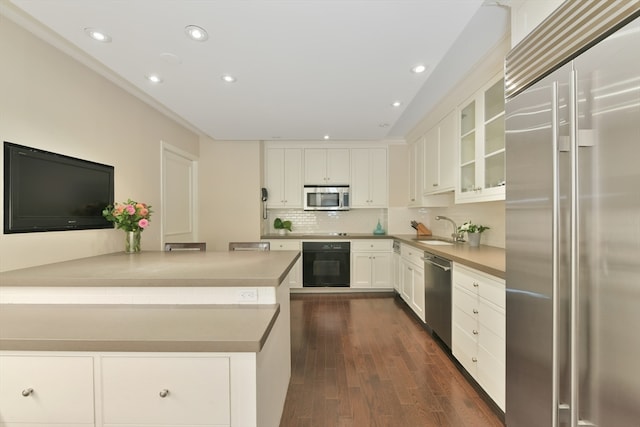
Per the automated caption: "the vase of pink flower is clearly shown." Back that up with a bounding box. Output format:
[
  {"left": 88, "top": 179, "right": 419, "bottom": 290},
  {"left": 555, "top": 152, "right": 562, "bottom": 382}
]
[{"left": 102, "top": 199, "right": 153, "bottom": 253}]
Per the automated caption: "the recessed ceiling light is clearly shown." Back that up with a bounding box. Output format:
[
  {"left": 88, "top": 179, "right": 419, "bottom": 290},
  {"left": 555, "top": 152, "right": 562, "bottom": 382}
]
[
  {"left": 84, "top": 28, "right": 111, "bottom": 43},
  {"left": 146, "top": 73, "right": 163, "bottom": 84},
  {"left": 392, "top": 101, "right": 402, "bottom": 107},
  {"left": 185, "top": 25, "right": 209, "bottom": 42},
  {"left": 411, "top": 64, "right": 427, "bottom": 74},
  {"left": 221, "top": 74, "right": 237, "bottom": 83},
  {"left": 323, "top": 135, "right": 330, "bottom": 140}
]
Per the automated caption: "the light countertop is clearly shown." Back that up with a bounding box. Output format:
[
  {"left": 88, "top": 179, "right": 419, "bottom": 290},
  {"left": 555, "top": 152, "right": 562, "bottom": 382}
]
[
  {"left": 0, "top": 303, "right": 279, "bottom": 353},
  {"left": 262, "top": 233, "right": 505, "bottom": 278},
  {"left": 0, "top": 250, "right": 301, "bottom": 287}
]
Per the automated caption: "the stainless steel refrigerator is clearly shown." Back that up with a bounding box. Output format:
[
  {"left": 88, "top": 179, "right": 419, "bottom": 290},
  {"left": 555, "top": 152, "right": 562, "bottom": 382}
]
[{"left": 505, "top": 2, "right": 640, "bottom": 426}]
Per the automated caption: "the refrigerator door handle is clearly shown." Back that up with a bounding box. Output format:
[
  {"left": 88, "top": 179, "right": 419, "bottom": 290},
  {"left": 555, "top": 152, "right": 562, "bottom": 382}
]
[
  {"left": 551, "top": 80, "right": 561, "bottom": 427},
  {"left": 570, "top": 66, "right": 580, "bottom": 427}
]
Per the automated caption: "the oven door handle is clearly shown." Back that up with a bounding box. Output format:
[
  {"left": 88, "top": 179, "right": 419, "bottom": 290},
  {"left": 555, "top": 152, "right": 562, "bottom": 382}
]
[{"left": 421, "top": 257, "right": 451, "bottom": 272}]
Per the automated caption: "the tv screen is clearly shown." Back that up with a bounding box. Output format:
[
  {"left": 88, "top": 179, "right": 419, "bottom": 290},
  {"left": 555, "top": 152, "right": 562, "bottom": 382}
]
[{"left": 4, "top": 141, "right": 114, "bottom": 233}]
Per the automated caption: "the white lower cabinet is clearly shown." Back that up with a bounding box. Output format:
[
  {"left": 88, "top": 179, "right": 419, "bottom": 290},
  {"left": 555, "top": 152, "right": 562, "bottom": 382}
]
[
  {"left": 0, "top": 355, "right": 95, "bottom": 426},
  {"left": 399, "top": 244, "right": 425, "bottom": 322},
  {"left": 262, "top": 239, "right": 302, "bottom": 288},
  {"left": 101, "top": 356, "right": 231, "bottom": 426},
  {"left": 0, "top": 352, "right": 261, "bottom": 427},
  {"left": 350, "top": 240, "right": 392, "bottom": 288},
  {"left": 452, "top": 263, "right": 505, "bottom": 411}
]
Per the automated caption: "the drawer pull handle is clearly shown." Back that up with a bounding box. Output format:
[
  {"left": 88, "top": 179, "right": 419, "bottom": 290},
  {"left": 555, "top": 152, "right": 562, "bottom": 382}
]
[
  {"left": 473, "top": 309, "right": 479, "bottom": 314},
  {"left": 159, "top": 389, "right": 170, "bottom": 398},
  {"left": 22, "top": 388, "right": 34, "bottom": 397},
  {"left": 473, "top": 329, "right": 479, "bottom": 335},
  {"left": 472, "top": 357, "right": 478, "bottom": 363},
  {"left": 473, "top": 282, "right": 479, "bottom": 288}
]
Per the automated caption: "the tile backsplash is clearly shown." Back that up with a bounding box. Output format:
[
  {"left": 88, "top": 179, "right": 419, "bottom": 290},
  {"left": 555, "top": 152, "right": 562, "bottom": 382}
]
[{"left": 265, "top": 209, "right": 388, "bottom": 235}]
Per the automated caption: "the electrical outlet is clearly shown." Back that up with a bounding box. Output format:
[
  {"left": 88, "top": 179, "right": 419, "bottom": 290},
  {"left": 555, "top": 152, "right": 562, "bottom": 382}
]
[{"left": 237, "top": 288, "right": 258, "bottom": 302}]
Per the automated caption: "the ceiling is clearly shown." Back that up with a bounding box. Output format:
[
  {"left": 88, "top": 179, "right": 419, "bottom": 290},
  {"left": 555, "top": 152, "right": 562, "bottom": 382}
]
[{"left": 5, "top": 0, "right": 510, "bottom": 142}]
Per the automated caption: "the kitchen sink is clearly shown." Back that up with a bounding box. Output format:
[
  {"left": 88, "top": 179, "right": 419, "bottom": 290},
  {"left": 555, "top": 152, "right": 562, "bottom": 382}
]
[{"left": 421, "top": 240, "right": 454, "bottom": 246}]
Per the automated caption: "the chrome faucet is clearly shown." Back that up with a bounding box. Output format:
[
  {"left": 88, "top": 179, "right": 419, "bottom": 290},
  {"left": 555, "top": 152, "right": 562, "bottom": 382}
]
[{"left": 435, "top": 216, "right": 465, "bottom": 242}]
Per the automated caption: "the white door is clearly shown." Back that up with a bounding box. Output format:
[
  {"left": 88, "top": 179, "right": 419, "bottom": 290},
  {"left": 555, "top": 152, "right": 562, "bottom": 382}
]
[{"left": 161, "top": 142, "right": 198, "bottom": 245}]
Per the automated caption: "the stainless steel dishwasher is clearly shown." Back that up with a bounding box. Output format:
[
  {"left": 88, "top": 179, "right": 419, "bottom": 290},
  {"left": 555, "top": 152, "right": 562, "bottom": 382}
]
[{"left": 423, "top": 252, "right": 452, "bottom": 349}]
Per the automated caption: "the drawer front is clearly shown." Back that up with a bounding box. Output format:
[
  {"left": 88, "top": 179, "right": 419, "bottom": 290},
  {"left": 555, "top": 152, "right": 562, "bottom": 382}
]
[
  {"left": 453, "top": 305, "right": 479, "bottom": 341},
  {"left": 101, "top": 356, "right": 231, "bottom": 426},
  {"left": 452, "top": 324, "right": 478, "bottom": 377},
  {"left": 453, "top": 264, "right": 505, "bottom": 308},
  {"left": 477, "top": 344, "right": 506, "bottom": 411},
  {"left": 478, "top": 276, "right": 505, "bottom": 309},
  {"left": 453, "top": 285, "right": 478, "bottom": 317},
  {"left": 0, "top": 355, "right": 94, "bottom": 424},
  {"left": 351, "top": 239, "right": 392, "bottom": 252},
  {"left": 478, "top": 298, "right": 506, "bottom": 342},
  {"left": 400, "top": 244, "right": 423, "bottom": 266},
  {"left": 264, "top": 239, "right": 300, "bottom": 251}
]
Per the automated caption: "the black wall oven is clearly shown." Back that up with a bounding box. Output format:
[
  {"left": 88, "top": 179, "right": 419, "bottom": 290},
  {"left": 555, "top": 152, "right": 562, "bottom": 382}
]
[{"left": 302, "top": 241, "right": 350, "bottom": 287}]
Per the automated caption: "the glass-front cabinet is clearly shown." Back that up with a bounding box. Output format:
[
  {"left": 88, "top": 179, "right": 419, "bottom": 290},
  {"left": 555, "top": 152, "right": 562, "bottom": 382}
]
[{"left": 456, "top": 73, "right": 505, "bottom": 203}]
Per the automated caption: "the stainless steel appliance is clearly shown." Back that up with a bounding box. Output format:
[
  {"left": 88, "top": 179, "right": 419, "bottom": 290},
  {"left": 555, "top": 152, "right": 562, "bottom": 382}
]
[
  {"left": 303, "top": 185, "right": 349, "bottom": 211},
  {"left": 423, "top": 252, "right": 452, "bottom": 349},
  {"left": 505, "top": 4, "right": 640, "bottom": 426},
  {"left": 302, "top": 241, "right": 350, "bottom": 287}
]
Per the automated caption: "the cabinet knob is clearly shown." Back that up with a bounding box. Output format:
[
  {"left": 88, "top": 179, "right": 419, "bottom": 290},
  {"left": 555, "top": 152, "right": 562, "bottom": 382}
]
[
  {"left": 473, "top": 329, "right": 479, "bottom": 335},
  {"left": 472, "top": 357, "right": 478, "bottom": 363},
  {"left": 473, "top": 309, "right": 479, "bottom": 314},
  {"left": 432, "top": 183, "right": 438, "bottom": 187},
  {"left": 21, "top": 388, "right": 34, "bottom": 397},
  {"left": 159, "top": 389, "right": 170, "bottom": 398},
  {"left": 473, "top": 282, "right": 479, "bottom": 288}
]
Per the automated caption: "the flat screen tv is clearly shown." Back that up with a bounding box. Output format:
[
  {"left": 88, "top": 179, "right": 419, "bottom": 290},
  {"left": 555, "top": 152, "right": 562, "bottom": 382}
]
[{"left": 4, "top": 141, "right": 114, "bottom": 233}]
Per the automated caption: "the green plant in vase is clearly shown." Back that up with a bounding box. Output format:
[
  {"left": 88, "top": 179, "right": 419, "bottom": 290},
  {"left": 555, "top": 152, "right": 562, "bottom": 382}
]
[{"left": 274, "top": 217, "right": 292, "bottom": 235}]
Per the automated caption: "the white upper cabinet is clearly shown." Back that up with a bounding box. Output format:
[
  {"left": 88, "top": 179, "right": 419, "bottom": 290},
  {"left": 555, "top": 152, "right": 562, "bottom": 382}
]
[
  {"left": 423, "top": 110, "right": 457, "bottom": 195},
  {"left": 456, "top": 74, "right": 505, "bottom": 204},
  {"left": 304, "top": 148, "right": 350, "bottom": 185},
  {"left": 407, "top": 138, "right": 424, "bottom": 207},
  {"left": 351, "top": 148, "right": 388, "bottom": 208},
  {"left": 265, "top": 148, "right": 303, "bottom": 208}
]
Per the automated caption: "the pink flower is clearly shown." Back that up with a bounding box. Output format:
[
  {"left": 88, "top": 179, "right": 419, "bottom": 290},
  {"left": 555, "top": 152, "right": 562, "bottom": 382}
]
[
  {"left": 138, "top": 219, "right": 149, "bottom": 228},
  {"left": 140, "top": 208, "right": 149, "bottom": 216},
  {"left": 125, "top": 205, "right": 136, "bottom": 215}
]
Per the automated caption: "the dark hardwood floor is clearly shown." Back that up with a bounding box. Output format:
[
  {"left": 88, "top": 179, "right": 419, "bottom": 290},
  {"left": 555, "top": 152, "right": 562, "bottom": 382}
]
[{"left": 280, "top": 293, "right": 504, "bottom": 427}]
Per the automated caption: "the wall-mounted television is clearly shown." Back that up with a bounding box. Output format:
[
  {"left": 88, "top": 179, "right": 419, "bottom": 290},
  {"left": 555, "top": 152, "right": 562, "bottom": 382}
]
[{"left": 4, "top": 141, "right": 114, "bottom": 234}]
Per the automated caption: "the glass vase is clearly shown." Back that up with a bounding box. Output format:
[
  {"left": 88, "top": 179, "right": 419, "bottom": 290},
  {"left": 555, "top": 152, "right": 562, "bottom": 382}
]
[{"left": 125, "top": 230, "right": 141, "bottom": 253}]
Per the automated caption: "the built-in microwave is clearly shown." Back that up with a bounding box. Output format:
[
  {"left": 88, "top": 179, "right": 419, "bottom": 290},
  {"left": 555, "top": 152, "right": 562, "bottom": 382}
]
[{"left": 303, "top": 185, "right": 350, "bottom": 211}]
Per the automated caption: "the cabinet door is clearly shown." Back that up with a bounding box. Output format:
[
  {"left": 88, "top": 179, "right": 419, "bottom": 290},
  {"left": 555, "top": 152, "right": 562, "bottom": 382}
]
[
  {"left": 326, "top": 148, "right": 350, "bottom": 184},
  {"left": 304, "top": 148, "right": 327, "bottom": 184},
  {"left": 351, "top": 148, "right": 388, "bottom": 208},
  {"left": 456, "top": 74, "right": 505, "bottom": 204},
  {"left": 283, "top": 148, "right": 303, "bottom": 207},
  {"left": 411, "top": 265, "right": 425, "bottom": 322},
  {"left": 265, "top": 148, "right": 285, "bottom": 208},
  {"left": 351, "top": 252, "right": 373, "bottom": 288},
  {"left": 438, "top": 111, "right": 457, "bottom": 192},
  {"left": 408, "top": 139, "right": 423, "bottom": 206},
  {"left": 368, "top": 148, "right": 388, "bottom": 206},
  {"left": 371, "top": 252, "right": 392, "bottom": 288},
  {"left": 101, "top": 356, "right": 231, "bottom": 426},
  {"left": 400, "top": 258, "right": 413, "bottom": 303},
  {"left": 0, "top": 355, "right": 95, "bottom": 425},
  {"left": 423, "top": 126, "right": 439, "bottom": 192},
  {"left": 350, "top": 149, "right": 371, "bottom": 207},
  {"left": 265, "top": 148, "right": 302, "bottom": 208}
]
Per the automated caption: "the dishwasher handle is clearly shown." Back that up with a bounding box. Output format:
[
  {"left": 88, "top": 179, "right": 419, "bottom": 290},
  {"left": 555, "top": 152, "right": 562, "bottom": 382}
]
[{"left": 422, "top": 256, "right": 451, "bottom": 272}]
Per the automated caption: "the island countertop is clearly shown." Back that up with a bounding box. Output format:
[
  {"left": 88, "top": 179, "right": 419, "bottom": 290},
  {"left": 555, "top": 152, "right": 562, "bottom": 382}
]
[
  {"left": 0, "top": 250, "right": 300, "bottom": 287},
  {"left": 0, "top": 303, "right": 279, "bottom": 353}
]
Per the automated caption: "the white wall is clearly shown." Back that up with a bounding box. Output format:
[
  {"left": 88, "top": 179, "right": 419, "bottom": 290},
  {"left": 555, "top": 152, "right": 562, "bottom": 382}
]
[
  {"left": 198, "top": 137, "right": 262, "bottom": 251},
  {"left": 0, "top": 16, "right": 199, "bottom": 271}
]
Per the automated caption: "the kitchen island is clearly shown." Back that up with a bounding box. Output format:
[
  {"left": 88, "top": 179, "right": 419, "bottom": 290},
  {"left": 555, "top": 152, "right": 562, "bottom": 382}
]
[{"left": 0, "top": 250, "right": 300, "bottom": 427}]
